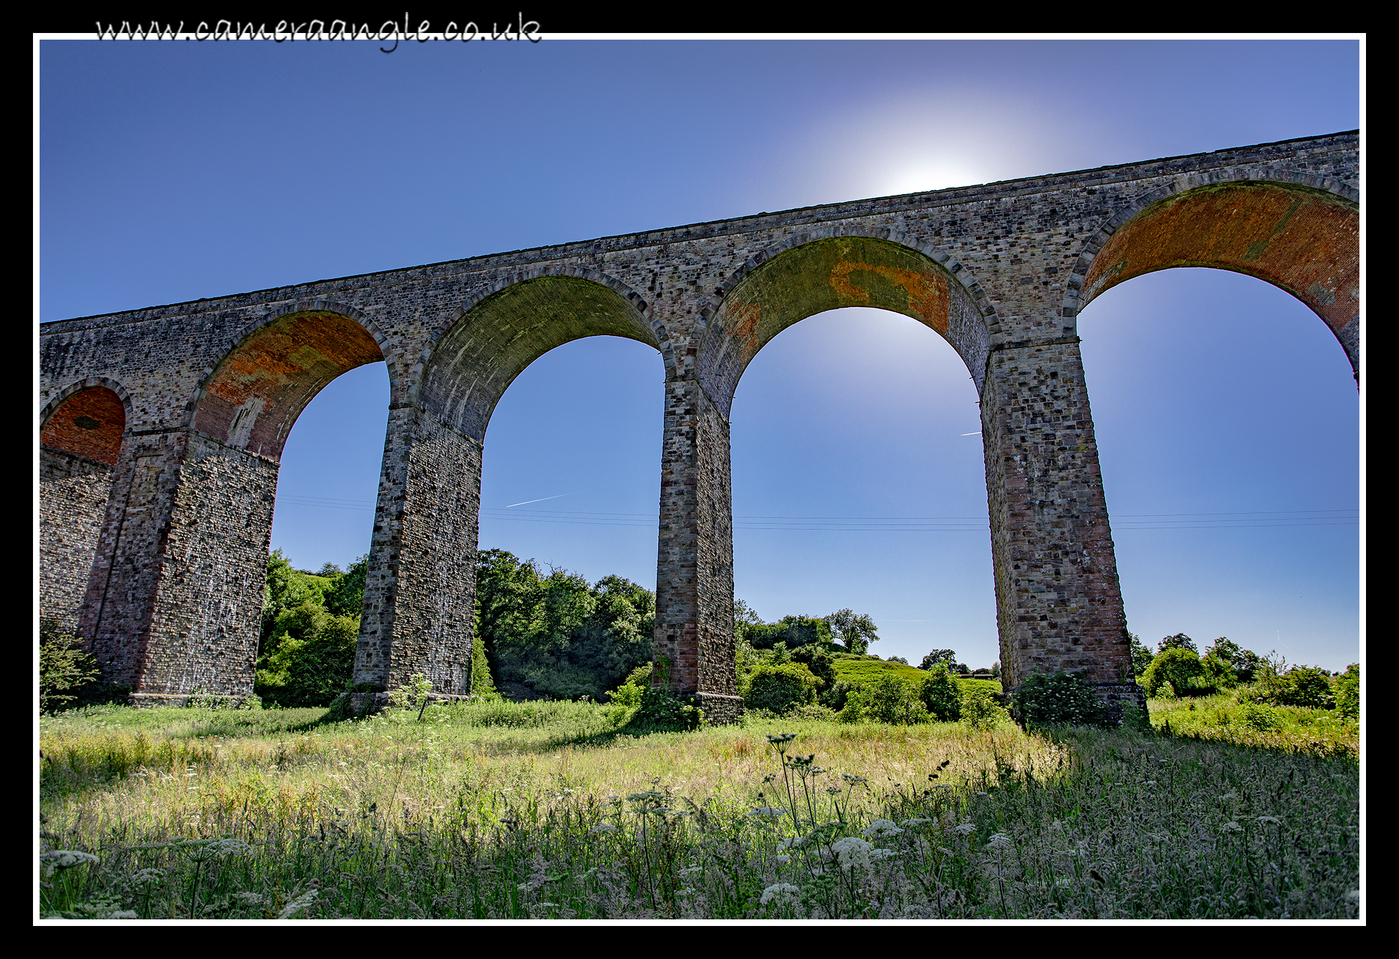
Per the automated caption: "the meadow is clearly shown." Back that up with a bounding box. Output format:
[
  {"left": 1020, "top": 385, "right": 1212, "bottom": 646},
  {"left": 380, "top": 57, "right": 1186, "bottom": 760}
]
[{"left": 38, "top": 693, "right": 1359, "bottom": 920}]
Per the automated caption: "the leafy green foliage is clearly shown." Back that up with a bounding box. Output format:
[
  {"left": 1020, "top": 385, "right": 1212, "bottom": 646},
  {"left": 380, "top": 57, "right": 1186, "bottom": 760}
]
[
  {"left": 1129, "top": 633, "right": 1153, "bottom": 678},
  {"left": 744, "top": 662, "right": 820, "bottom": 714},
  {"left": 1240, "top": 662, "right": 1336, "bottom": 710},
  {"left": 745, "top": 615, "right": 834, "bottom": 651},
  {"left": 39, "top": 620, "right": 101, "bottom": 713},
  {"left": 845, "top": 675, "right": 926, "bottom": 725},
  {"left": 1012, "top": 670, "right": 1111, "bottom": 728},
  {"left": 255, "top": 551, "right": 362, "bottom": 708},
  {"left": 823, "top": 609, "right": 878, "bottom": 654},
  {"left": 629, "top": 659, "right": 704, "bottom": 731},
  {"left": 961, "top": 684, "right": 1007, "bottom": 729},
  {"left": 322, "top": 556, "right": 368, "bottom": 618},
  {"left": 918, "top": 648, "right": 958, "bottom": 671},
  {"left": 256, "top": 604, "right": 359, "bottom": 708},
  {"left": 1334, "top": 664, "right": 1359, "bottom": 719},
  {"left": 1141, "top": 648, "right": 1209, "bottom": 697},
  {"left": 474, "top": 550, "right": 653, "bottom": 702},
  {"left": 1157, "top": 633, "right": 1198, "bottom": 655},
  {"left": 1206, "top": 637, "right": 1262, "bottom": 684},
  {"left": 918, "top": 665, "right": 963, "bottom": 721}
]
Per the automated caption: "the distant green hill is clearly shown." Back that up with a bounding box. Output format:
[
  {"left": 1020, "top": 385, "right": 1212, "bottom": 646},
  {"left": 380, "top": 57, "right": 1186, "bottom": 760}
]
[{"left": 829, "top": 654, "right": 1002, "bottom": 695}]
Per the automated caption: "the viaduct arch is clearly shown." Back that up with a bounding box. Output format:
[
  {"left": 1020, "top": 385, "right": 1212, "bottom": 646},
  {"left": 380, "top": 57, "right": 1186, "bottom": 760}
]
[{"left": 38, "top": 132, "right": 1359, "bottom": 718}]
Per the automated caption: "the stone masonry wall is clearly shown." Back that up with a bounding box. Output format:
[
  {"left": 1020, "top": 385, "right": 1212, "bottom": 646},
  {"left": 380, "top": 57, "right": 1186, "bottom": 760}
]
[
  {"left": 39, "top": 449, "right": 115, "bottom": 634},
  {"left": 354, "top": 405, "right": 481, "bottom": 695}
]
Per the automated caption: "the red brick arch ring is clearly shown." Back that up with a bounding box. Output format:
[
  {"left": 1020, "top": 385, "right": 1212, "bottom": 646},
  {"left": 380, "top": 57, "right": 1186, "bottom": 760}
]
[
  {"left": 698, "top": 226, "right": 999, "bottom": 414},
  {"left": 1065, "top": 172, "right": 1359, "bottom": 383},
  {"left": 40, "top": 377, "right": 134, "bottom": 467},
  {"left": 184, "top": 300, "right": 395, "bottom": 461}
]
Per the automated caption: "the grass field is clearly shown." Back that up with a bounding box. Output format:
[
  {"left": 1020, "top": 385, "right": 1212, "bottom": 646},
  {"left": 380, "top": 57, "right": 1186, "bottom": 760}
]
[{"left": 38, "top": 695, "right": 1360, "bottom": 920}]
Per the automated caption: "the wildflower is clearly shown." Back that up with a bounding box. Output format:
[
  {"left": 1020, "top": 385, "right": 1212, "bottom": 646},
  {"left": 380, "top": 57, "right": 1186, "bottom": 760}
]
[
  {"left": 760, "top": 882, "right": 803, "bottom": 906},
  {"left": 987, "top": 833, "right": 1013, "bottom": 849},
  {"left": 589, "top": 822, "right": 617, "bottom": 834},
  {"left": 831, "top": 836, "right": 874, "bottom": 870},
  {"left": 41, "top": 850, "right": 100, "bottom": 869},
  {"left": 1222, "top": 821, "right": 1243, "bottom": 834},
  {"left": 1257, "top": 815, "right": 1281, "bottom": 826},
  {"left": 953, "top": 822, "right": 976, "bottom": 836},
  {"left": 901, "top": 818, "right": 932, "bottom": 828},
  {"left": 750, "top": 806, "right": 786, "bottom": 818},
  {"left": 277, "top": 888, "right": 319, "bottom": 919},
  {"left": 862, "top": 819, "right": 904, "bottom": 840}
]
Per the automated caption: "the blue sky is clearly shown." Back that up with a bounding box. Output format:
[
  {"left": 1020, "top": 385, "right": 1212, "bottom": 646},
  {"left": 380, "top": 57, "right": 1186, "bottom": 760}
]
[{"left": 38, "top": 36, "right": 1362, "bottom": 672}]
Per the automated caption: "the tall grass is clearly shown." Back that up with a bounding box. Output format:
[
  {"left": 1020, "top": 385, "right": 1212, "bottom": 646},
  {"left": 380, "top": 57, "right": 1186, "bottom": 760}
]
[{"left": 39, "top": 700, "right": 1359, "bottom": 919}]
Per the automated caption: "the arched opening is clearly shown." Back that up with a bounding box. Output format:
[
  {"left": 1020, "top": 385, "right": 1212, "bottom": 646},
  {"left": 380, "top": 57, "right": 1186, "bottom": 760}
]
[
  {"left": 704, "top": 234, "right": 995, "bottom": 676},
  {"left": 357, "top": 274, "right": 665, "bottom": 697},
  {"left": 40, "top": 384, "right": 127, "bottom": 632},
  {"left": 476, "top": 335, "right": 664, "bottom": 588},
  {"left": 1080, "top": 181, "right": 1359, "bottom": 378},
  {"left": 473, "top": 334, "right": 665, "bottom": 701},
  {"left": 268, "top": 362, "right": 390, "bottom": 572},
  {"left": 1077, "top": 267, "right": 1359, "bottom": 671},
  {"left": 729, "top": 306, "right": 996, "bottom": 667}
]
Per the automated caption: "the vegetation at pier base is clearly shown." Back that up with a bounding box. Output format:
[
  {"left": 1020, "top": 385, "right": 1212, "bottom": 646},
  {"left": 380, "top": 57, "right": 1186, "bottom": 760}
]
[{"left": 39, "top": 690, "right": 1358, "bottom": 919}]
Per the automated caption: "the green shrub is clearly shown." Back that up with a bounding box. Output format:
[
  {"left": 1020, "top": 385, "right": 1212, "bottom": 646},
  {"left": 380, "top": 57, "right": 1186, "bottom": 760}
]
[
  {"left": 1241, "top": 664, "right": 1336, "bottom": 710},
  {"left": 744, "top": 662, "right": 820, "bottom": 715},
  {"left": 39, "top": 620, "right": 100, "bottom": 713},
  {"left": 631, "top": 685, "right": 703, "bottom": 731},
  {"left": 1129, "top": 633, "right": 1153, "bottom": 677},
  {"left": 1334, "top": 663, "right": 1359, "bottom": 719},
  {"left": 853, "top": 675, "right": 927, "bottom": 725},
  {"left": 1240, "top": 703, "right": 1281, "bottom": 731},
  {"left": 961, "top": 684, "right": 1007, "bottom": 729},
  {"left": 1141, "top": 648, "right": 1212, "bottom": 698},
  {"left": 255, "top": 605, "right": 359, "bottom": 707},
  {"left": 918, "top": 665, "right": 963, "bottom": 721},
  {"left": 1012, "top": 670, "right": 1111, "bottom": 728},
  {"left": 745, "top": 615, "right": 833, "bottom": 651}
]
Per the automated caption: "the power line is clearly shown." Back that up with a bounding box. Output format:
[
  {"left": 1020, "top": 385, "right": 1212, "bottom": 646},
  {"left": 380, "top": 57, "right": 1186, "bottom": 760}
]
[{"left": 276, "top": 499, "right": 1358, "bottom": 532}]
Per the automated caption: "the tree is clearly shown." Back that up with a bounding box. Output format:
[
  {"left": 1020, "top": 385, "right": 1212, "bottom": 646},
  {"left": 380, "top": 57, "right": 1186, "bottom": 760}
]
[
  {"left": 918, "top": 664, "right": 962, "bottom": 721},
  {"left": 919, "top": 649, "right": 959, "bottom": 671},
  {"left": 325, "top": 555, "right": 368, "bottom": 617},
  {"left": 824, "top": 609, "right": 879, "bottom": 654},
  {"left": 1157, "top": 633, "right": 1198, "bottom": 655},
  {"left": 1206, "top": 636, "right": 1261, "bottom": 684},
  {"left": 747, "top": 615, "right": 833, "bottom": 651},
  {"left": 473, "top": 549, "right": 654, "bottom": 701},
  {"left": 1140, "top": 647, "right": 1209, "bottom": 697},
  {"left": 1129, "top": 633, "right": 1154, "bottom": 677}
]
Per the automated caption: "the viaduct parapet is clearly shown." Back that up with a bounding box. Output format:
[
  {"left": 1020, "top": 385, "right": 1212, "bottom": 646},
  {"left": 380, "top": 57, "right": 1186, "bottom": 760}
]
[{"left": 40, "top": 132, "right": 1360, "bottom": 720}]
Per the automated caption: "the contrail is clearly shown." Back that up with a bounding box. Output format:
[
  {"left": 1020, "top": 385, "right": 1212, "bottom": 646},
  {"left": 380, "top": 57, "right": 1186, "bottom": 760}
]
[{"left": 505, "top": 492, "right": 574, "bottom": 508}]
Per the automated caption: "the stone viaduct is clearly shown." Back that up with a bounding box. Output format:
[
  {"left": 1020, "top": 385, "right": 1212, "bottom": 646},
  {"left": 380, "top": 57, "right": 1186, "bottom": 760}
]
[{"left": 39, "top": 132, "right": 1359, "bottom": 721}]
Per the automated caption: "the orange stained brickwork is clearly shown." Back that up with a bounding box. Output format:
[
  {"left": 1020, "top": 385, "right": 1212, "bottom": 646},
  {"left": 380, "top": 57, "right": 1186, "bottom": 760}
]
[
  {"left": 1084, "top": 184, "right": 1359, "bottom": 336},
  {"left": 41, "top": 387, "right": 126, "bottom": 466},
  {"left": 193, "top": 310, "right": 383, "bottom": 459},
  {"left": 828, "top": 259, "right": 950, "bottom": 335}
]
